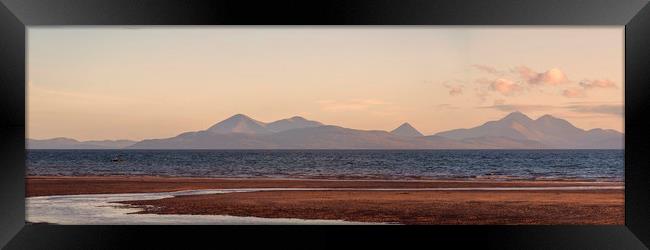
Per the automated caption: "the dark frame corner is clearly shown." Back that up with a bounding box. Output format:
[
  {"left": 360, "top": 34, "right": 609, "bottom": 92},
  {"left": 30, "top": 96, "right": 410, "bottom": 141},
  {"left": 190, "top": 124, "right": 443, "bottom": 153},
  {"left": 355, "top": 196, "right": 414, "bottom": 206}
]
[{"left": 1, "top": 0, "right": 649, "bottom": 249}]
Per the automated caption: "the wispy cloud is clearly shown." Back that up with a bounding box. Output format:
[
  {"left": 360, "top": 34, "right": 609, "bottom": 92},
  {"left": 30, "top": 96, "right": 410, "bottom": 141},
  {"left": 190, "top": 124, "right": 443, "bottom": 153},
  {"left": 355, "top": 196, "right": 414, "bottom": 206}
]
[
  {"left": 579, "top": 79, "right": 617, "bottom": 89},
  {"left": 560, "top": 79, "right": 617, "bottom": 99},
  {"left": 453, "top": 64, "right": 618, "bottom": 103},
  {"left": 472, "top": 65, "right": 620, "bottom": 101},
  {"left": 514, "top": 66, "right": 568, "bottom": 85},
  {"left": 565, "top": 104, "right": 623, "bottom": 116}
]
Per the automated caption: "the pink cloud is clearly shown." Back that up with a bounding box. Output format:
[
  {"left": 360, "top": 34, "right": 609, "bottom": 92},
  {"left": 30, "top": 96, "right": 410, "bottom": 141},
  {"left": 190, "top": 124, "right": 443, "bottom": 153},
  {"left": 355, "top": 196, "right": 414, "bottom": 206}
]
[
  {"left": 561, "top": 79, "right": 616, "bottom": 98},
  {"left": 514, "top": 66, "right": 568, "bottom": 85},
  {"left": 489, "top": 78, "right": 523, "bottom": 96},
  {"left": 579, "top": 79, "right": 617, "bottom": 89}
]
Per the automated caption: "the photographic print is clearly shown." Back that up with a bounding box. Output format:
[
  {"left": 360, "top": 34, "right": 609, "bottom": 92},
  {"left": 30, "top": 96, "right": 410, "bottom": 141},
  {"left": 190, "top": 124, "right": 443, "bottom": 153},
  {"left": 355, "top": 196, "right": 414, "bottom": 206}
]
[{"left": 25, "top": 27, "right": 624, "bottom": 225}]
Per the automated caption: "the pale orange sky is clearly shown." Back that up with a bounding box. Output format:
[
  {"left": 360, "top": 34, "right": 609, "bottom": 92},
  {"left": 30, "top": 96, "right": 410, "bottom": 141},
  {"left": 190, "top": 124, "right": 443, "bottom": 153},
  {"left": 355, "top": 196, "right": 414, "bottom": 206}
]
[{"left": 28, "top": 27, "right": 624, "bottom": 141}]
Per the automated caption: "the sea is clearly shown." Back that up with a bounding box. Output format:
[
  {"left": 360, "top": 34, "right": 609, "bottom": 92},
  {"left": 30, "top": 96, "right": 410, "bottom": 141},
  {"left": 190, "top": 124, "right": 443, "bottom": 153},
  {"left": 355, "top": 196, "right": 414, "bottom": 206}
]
[{"left": 26, "top": 149, "right": 624, "bottom": 181}]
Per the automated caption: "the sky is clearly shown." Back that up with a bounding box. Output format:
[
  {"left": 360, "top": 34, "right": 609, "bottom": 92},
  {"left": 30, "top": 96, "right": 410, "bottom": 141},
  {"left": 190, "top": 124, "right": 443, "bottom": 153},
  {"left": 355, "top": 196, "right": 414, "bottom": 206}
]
[{"left": 28, "top": 27, "right": 624, "bottom": 141}]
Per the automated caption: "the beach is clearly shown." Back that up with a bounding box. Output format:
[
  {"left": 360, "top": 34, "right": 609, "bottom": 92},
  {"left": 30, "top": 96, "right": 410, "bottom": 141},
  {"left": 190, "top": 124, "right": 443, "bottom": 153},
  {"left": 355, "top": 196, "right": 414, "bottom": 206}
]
[{"left": 26, "top": 176, "right": 624, "bottom": 225}]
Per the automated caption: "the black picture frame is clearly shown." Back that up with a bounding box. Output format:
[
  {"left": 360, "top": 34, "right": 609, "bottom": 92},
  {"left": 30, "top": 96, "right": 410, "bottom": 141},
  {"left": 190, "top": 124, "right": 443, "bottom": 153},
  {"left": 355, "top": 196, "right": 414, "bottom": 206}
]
[{"left": 1, "top": 0, "right": 649, "bottom": 248}]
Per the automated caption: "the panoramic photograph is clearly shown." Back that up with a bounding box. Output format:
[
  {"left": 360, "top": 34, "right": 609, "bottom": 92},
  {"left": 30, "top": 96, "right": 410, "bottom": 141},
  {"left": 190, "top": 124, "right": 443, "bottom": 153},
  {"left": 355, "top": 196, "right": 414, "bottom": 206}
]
[{"left": 26, "top": 27, "right": 624, "bottom": 225}]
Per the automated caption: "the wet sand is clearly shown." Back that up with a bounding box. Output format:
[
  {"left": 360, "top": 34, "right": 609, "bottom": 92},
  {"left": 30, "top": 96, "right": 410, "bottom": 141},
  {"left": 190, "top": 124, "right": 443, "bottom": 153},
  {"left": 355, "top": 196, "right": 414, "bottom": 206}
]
[{"left": 26, "top": 176, "right": 624, "bottom": 225}]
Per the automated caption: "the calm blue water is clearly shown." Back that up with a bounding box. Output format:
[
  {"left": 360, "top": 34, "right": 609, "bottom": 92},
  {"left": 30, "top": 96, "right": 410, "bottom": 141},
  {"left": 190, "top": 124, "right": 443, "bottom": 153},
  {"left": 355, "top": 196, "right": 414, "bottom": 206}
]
[{"left": 26, "top": 150, "right": 624, "bottom": 181}]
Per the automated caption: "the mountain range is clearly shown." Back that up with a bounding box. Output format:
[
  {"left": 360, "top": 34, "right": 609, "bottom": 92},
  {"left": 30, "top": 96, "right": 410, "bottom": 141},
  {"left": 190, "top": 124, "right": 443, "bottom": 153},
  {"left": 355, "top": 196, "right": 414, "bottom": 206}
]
[{"left": 27, "top": 112, "right": 623, "bottom": 149}]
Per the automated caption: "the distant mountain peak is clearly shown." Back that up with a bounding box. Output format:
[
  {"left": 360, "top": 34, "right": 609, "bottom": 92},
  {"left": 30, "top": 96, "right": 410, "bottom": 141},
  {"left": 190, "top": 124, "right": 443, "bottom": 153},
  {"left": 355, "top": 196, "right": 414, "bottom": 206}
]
[
  {"left": 390, "top": 122, "right": 424, "bottom": 137},
  {"left": 288, "top": 116, "right": 307, "bottom": 121},
  {"left": 49, "top": 137, "right": 80, "bottom": 143},
  {"left": 534, "top": 113, "right": 578, "bottom": 130},
  {"left": 501, "top": 111, "right": 532, "bottom": 121},
  {"left": 207, "top": 114, "right": 269, "bottom": 134},
  {"left": 266, "top": 116, "right": 323, "bottom": 133},
  {"left": 229, "top": 113, "right": 254, "bottom": 120},
  {"left": 536, "top": 114, "right": 559, "bottom": 121}
]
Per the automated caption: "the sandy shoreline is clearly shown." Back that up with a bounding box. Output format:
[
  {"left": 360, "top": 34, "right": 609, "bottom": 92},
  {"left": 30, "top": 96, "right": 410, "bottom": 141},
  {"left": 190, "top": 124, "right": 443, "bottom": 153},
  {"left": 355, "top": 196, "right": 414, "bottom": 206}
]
[{"left": 26, "top": 176, "right": 624, "bottom": 225}]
